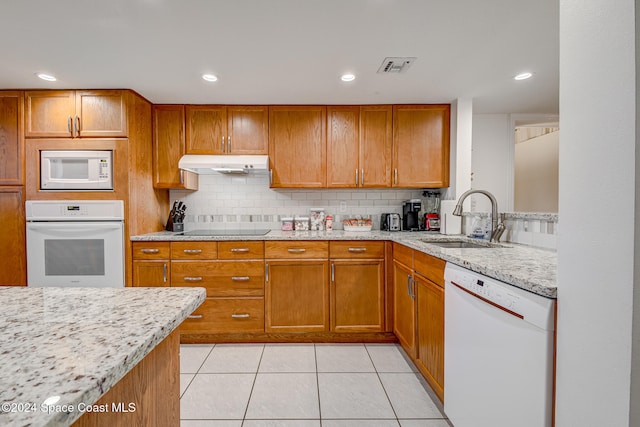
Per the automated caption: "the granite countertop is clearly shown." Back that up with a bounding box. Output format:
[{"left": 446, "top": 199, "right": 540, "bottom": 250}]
[
  {"left": 0, "top": 286, "right": 205, "bottom": 427},
  {"left": 132, "top": 230, "right": 557, "bottom": 299}
]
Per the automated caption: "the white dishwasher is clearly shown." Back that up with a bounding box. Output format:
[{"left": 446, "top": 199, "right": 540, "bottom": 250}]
[{"left": 444, "top": 262, "right": 555, "bottom": 427}]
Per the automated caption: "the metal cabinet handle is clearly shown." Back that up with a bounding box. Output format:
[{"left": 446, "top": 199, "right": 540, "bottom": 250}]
[
  {"left": 265, "top": 264, "right": 269, "bottom": 282},
  {"left": 394, "top": 168, "right": 398, "bottom": 185},
  {"left": 221, "top": 136, "right": 225, "bottom": 152},
  {"left": 163, "top": 263, "right": 167, "bottom": 283},
  {"left": 409, "top": 276, "right": 415, "bottom": 299},
  {"left": 184, "top": 276, "right": 203, "bottom": 282},
  {"left": 348, "top": 247, "right": 367, "bottom": 253},
  {"left": 331, "top": 263, "right": 335, "bottom": 282},
  {"left": 67, "top": 116, "right": 72, "bottom": 135},
  {"left": 288, "top": 248, "right": 306, "bottom": 253},
  {"left": 183, "top": 249, "right": 202, "bottom": 254},
  {"left": 407, "top": 274, "right": 412, "bottom": 298},
  {"left": 355, "top": 169, "right": 359, "bottom": 186},
  {"left": 75, "top": 115, "right": 80, "bottom": 136},
  {"left": 141, "top": 248, "right": 160, "bottom": 254},
  {"left": 231, "top": 276, "right": 250, "bottom": 281},
  {"left": 228, "top": 136, "right": 231, "bottom": 153},
  {"left": 231, "top": 313, "right": 250, "bottom": 319},
  {"left": 188, "top": 314, "right": 203, "bottom": 319},
  {"left": 230, "top": 248, "right": 250, "bottom": 253}
]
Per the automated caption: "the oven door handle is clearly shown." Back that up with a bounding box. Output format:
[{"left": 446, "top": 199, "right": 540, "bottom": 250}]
[{"left": 26, "top": 222, "right": 123, "bottom": 237}]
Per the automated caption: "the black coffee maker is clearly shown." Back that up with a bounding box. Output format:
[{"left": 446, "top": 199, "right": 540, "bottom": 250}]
[{"left": 402, "top": 199, "right": 422, "bottom": 231}]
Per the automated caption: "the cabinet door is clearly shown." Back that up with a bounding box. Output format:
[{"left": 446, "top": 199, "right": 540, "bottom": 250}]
[
  {"left": 132, "top": 260, "right": 169, "bottom": 287},
  {"left": 331, "top": 260, "right": 384, "bottom": 332},
  {"left": 360, "top": 105, "right": 392, "bottom": 187},
  {"left": 75, "top": 90, "right": 128, "bottom": 137},
  {"left": 265, "top": 260, "right": 329, "bottom": 332},
  {"left": 153, "top": 105, "right": 195, "bottom": 189},
  {"left": 0, "top": 187, "right": 26, "bottom": 285},
  {"left": 25, "top": 90, "right": 75, "bottom": 137},
  {"left": 185, "top": 105, "right": 227, "bottom": 154},
  {"left": 393, "top": 259, "right": 416, "bottom": 357},
  {"left": 392, "top": 105, "right": 450, "bottom": 188},
  {"left": 0, "top": 91, "right": 24, "bottom": 185},
  {"left": 327, "top": 106, "right": 359, "bottom": 188},
  {"left": 269, "top": 106, "right": 326, "bottom": 188},
  {"left": 415, "top": 274, "right": 444, "bottom": 402},
  {"left": 227, "top": 106, "right": 269, "bottom": 154}
]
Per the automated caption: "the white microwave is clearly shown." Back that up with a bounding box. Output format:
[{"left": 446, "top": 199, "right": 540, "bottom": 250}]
[{"left": 40, "top": 150, "right": 113, "bottom": 190}]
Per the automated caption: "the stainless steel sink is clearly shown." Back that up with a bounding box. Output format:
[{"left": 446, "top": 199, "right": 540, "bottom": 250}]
[{"left": 419, "top": 239, "right": 506, "bottom": 249}]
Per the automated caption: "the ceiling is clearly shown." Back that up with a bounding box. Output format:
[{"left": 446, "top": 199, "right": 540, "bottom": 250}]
[{"left": 0, "top": 0, "right": 559, "bottom": 114}]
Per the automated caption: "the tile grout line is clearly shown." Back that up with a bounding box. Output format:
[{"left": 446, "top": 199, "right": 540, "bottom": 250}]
[
  {"left": 364, "top": 343, "right": 402, "bottom": 426},
  {"left": 314, "top": 343, "right": 324, "bottom": 427},
  {"left": 180, "top": 343, "right": 216, "bottom": 401},
  {"left": 241, "top": 344, "right": 266, "bottom": 425}
]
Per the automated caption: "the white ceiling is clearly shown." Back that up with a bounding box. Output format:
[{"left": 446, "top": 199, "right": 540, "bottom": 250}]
[{"left": 0, "top": 0, "right": 559, "bottom": 114}]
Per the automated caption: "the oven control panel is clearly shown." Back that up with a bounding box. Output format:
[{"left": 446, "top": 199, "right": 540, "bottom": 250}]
[{"left": 26, "top": 200, "right": 125, "bottom": 221}]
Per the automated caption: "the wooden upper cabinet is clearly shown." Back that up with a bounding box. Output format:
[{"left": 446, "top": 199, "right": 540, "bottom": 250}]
[
  {"left": 327, "top": 106, "right": 359, "bottom": 188},
  {"left": 185, "top": 105, "right": 268, "bottom": 155},
  {"left": 227, "top": 106, "right": 268, "bottom": 154},
  {"left": 269, "top": 106, "right": 326, "bottom": 188},
  {"left": 152, "top": 105, "right": 198, "bottom": 190},
  {"left": 360, "top": 105, "right": 392, "bottom": 187},
  {"left": 392, "top": 104, "right": 450, "bottom": 188},
  {"left": 185, "top": 105, "right": 227, "bottom": 154},
  {"left": 0, "top": 91, "right": 24, "bottom": 185},
  {"left": 25, "top": 90, "right": 127, "bottom": 138}
]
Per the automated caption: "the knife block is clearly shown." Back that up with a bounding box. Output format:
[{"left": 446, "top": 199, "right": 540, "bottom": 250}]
[{"left": 165, "top": 215, "right": 184, "bottom": 232}]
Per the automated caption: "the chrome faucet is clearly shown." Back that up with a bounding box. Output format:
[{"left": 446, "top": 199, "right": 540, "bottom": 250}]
[{"left": 453, "top": 189, "right": 506, "bottom": 243}]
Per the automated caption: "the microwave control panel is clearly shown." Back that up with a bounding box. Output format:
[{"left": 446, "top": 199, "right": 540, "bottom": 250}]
[{"left": 99, "top": 159, "right": 110, "bottom": 179}]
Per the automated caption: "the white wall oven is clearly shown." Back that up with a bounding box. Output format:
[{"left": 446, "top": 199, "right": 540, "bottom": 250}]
[
  {"left": 26, "top": 200, "right": 124, "bottom": 287},
  {"left": 40, "top": 150, "right": 113, "bottom": 190}
]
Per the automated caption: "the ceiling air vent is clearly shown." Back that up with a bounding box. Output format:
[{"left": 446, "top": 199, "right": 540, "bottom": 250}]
[{"left": 377, "top": 57, "right": 417, "bottom": 74}]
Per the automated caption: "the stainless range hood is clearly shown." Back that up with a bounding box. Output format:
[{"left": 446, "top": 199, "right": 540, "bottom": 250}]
[{"left": 178, "top": 155, "right": 269, "bottom": 175}]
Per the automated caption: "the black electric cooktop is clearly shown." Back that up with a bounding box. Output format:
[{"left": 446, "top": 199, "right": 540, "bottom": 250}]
[{"left": 181, "top": 229, "right": 271, "bottom": 236}]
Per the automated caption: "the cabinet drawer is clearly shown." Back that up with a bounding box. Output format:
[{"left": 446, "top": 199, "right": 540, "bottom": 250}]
[
  {"left": 132, "top": 242, "right": 171, "bottom": 260},
  {"left": 171, "top": 261, "right": 264, "bottom": 297},
  {"left": 266, "top": 240, "right": 329, "bottom": 259},
  {"left": 218, "top": 241, "right": 265, "bottom": 259},
  {"left": 392, "top": 242, "right": 413, "bottom": 268},
  {"left": 181, "top": 297, "right": 264, "bottom": 333},
  {"left": 171, "top": 242, "right": 218, "bottom": 259},
  {"left": 330, "top": 241, "right": 385, "bottom": 259},
  {"left": 413, "top": 251, "right": 445, "bottom": 287}
]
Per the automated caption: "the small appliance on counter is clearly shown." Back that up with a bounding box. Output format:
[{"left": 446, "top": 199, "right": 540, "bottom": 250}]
[
  {"left": 380, "top": 213, "right": 401, "bottom": 231},
  {"left": 166, "top": 201, "right": 186, "bottom": 232},
  {"left": 423, "top": 191, "right": 441, "bottom": 231},
  {"left": 402, "top": 199, "right": 422, "bottom": 231}
]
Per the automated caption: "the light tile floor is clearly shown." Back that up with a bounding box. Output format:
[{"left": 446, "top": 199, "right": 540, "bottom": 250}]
[{"left": 180, "top": 343, "right": 452, "bottom": 427}]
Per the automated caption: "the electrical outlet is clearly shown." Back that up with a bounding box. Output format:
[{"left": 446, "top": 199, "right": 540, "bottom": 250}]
[{"left": 339, "top": 201, "right": 347, "bottom": 213}]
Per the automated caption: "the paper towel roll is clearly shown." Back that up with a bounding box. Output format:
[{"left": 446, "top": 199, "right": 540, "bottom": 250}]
[{"left": 439, "top": 200, "right": 461, "bottom": 235}]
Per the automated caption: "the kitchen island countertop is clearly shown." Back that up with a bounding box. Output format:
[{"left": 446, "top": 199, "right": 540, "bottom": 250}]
[
  {"left": 0, "top": 286, "right": 205, "bottom": 427},
  {"left": 132, "top": 230, "right": 557, "bottom": 298}
]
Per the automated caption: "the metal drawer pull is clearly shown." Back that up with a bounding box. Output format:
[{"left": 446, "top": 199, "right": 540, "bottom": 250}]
[
  {"left": 231, "top": 248, "right": 250, "bottom": 253},
  {"left": 231, "top": 313, "right": 250, "bottom": 319},
  {"left": 141, "top": 248, "right": 160, "bottom": 254},
  {"left": 231, "top": 276, "right": 250, "bottom": 281},
  {"left": 288, "top": 248, "right": 306, "bottom": 253},
  {"left": 188, "top": 314, "right": 203, "bottom": 319},
  {"left": 184, "top": 276, "right": 203, "bottom": 282},
  {"left": 183, "top": 249, "right": 202, "bottom": 254},
  {"left": 348, "top": 247, "right": 367, "bottom": 252},
  {"left": 163, "top": 264, "right": 167, "bottom": 283}
]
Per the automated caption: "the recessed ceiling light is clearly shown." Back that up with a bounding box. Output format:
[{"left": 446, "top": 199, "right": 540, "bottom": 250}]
[
  {"left": 36, "top": 73, "right": 57, "bottom": 82},
  {"left": 514, "top": 72, "right": 533, "bottom": 81},
  {"left": 341, "top": 74, "right": 356, "bottom": 82},
  {"left": 202, "top": 74, "right": 218, "bottom": 82}
]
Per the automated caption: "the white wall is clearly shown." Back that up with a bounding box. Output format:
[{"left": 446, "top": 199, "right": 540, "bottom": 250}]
[
  {"left": 470, "top": 114, "right": 513, "bottom": 212},
  {"left": 557, "top": 1, "right": 637, "bottom": 425},
  {"left": 514, "top": 131, "right": 559, "bottom": 212}
]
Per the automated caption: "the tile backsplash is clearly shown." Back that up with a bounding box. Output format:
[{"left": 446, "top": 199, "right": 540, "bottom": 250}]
[{"left": 170, "top": 173, "right": 423, "bottom": 231}]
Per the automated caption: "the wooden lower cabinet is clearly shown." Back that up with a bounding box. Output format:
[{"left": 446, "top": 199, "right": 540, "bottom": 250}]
[
  {"left": 181, "top": 297, "right": 265, "bottom": 334},
  {"left": 0, "top": 187, "right": 26, "bottom": 286},
  {"left": 132, "top": 260, "right": 169, "bottom": 287},
  {"left": 415, "top": 274, "right": 445, "bottom": 402},
  {"left": 265, "top": 260, "right": 330, "bottom": 332},
  {"left": 393, "top": 259, "right": 416, "bottom": 357}
]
